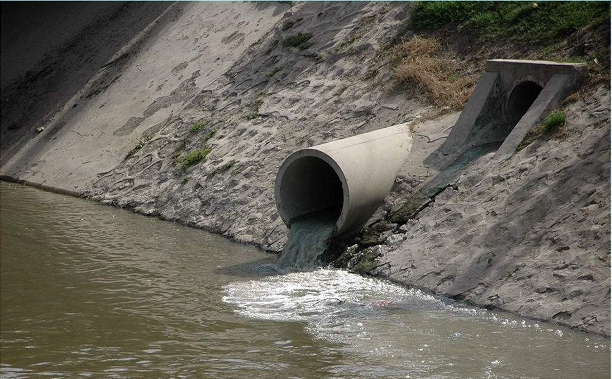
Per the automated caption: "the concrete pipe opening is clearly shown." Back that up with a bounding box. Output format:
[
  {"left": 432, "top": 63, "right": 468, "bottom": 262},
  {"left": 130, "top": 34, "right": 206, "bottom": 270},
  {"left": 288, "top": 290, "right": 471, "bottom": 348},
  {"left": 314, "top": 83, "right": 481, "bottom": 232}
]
[
  {"left": 507, "top": 80, "right": 543, "bottom": 130},
  {"left": 275, "top": 154, "right": 344, "bottom": 226},
  {"left": 275, "top": 124, "right": 412, "bottom": 238}
]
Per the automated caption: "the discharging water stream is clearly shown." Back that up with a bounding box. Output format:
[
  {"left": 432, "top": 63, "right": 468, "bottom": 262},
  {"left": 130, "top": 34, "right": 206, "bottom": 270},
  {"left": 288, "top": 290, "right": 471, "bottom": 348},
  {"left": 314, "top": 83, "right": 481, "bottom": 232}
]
[
  {"left": 1, "top": 181, "right": 609, "bottom": 378},
  {"left": 278, "top": 210, "right": 337, "bottom": 269}
]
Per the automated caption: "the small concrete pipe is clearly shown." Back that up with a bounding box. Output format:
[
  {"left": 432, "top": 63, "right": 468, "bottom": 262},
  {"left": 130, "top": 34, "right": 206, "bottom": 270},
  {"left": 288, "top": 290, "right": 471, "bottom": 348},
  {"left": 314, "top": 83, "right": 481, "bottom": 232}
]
[{"left": 275, "top": 124, "right": 412, "bottom": 237}]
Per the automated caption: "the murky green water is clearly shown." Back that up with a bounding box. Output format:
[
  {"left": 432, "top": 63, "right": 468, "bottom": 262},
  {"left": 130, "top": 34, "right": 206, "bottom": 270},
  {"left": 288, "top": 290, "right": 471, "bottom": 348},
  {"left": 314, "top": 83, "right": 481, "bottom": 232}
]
[
  {"left": 278, "top": 210, "right": 337, "bottom": 269},
  {"left": 1, "top": 181, "right": 609, "bottom": 378}
]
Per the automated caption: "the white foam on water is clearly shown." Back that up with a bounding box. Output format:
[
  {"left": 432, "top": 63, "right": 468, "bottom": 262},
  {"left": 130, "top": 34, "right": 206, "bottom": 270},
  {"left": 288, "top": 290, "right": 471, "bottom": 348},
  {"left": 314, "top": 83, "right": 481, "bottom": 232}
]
[
  {"left": 223, "top": 268, "right": 448, "bottom": 345},
  {"left": 222, "top": 268, "right": 610, "bottom": 378}
]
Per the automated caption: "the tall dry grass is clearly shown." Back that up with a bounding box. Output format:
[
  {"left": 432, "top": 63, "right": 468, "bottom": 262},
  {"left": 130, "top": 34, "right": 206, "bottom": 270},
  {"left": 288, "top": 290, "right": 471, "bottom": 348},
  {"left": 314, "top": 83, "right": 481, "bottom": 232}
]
[{"left": 392, "top": 36, "right": 475, "bottom": 110}]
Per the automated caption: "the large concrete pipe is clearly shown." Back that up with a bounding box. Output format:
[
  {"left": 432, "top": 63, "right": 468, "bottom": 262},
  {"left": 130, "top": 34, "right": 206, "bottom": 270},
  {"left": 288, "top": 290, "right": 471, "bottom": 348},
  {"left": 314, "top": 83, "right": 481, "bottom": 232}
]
[{"left": 275, "top": 124, "right": 412, "bottom": 237}]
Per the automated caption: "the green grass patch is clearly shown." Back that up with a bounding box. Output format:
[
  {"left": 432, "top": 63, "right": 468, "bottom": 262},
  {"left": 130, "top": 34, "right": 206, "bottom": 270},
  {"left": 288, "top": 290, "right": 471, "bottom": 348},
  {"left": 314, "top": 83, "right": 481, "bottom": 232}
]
[
  {"left": 172, "top": 126, "right": 218, "bottom": 169},
  {"left": 171, "top": 149, "right": 183, "bottom": 165},
  {"left": 202, "top": 127, "right": 217, "bottom": 143},
  {"left": 266, "top": 67, "right": 282, "bottom": 77},
  {"left": 517, "top": 111, "right": 566, "bottom": 151},
  {"left": 176, "top": 145, "right": 212, "bottom": 170},
  {"left": 283, "top": 32, "right": 313, "bottom": 50},
  {"left": 189, "top": 120, "right": 209, "bottom": 132},
  {"left": 543, "top": 111, "right": 566, "bottom": 133},
  {"left": 409, "top": 1, "right": 610, "bottom": 44}
]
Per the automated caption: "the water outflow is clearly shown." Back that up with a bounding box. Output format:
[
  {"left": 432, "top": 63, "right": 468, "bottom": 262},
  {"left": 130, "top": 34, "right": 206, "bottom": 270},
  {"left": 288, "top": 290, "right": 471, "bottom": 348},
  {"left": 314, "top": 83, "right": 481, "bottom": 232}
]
[{"left": 277, "top": 210, "right": 337, "bottom": 269}]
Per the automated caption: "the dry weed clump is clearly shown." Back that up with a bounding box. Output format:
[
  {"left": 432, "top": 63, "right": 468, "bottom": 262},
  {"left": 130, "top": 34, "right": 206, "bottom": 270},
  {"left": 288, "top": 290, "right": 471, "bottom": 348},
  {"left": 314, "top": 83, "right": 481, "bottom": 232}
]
[{"left": 392, "top": 36, "right": 475, "bottom": 110}]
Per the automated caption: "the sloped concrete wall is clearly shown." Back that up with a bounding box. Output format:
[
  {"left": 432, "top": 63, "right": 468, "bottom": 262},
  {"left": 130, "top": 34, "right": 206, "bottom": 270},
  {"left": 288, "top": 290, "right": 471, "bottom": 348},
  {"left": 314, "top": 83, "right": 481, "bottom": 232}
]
[{"left": 0, "top": 2, "right": 290, "bottom": 192}]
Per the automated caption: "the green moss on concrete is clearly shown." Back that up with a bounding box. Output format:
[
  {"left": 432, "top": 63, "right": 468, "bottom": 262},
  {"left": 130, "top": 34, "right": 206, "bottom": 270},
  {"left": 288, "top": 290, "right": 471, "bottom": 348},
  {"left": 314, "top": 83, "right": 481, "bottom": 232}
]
[
  {"left": 360, "top": 221, "right": 394, "bottom": 246},
  {"left": 389, "top": 194, "right": 432, "bottom": 224},
  {"left": 349, "top": 247, "right": 382, "bottom": 275}
]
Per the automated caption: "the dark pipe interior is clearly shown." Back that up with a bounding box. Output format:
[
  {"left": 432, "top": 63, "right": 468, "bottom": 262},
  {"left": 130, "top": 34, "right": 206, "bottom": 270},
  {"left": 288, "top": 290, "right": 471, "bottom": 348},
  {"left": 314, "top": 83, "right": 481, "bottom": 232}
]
[
  {"left": 279, "top": 156, "right": 343, "bottom": 225},
  {"left": 506, "top": 81, "right": 543, "bottom": 132}
]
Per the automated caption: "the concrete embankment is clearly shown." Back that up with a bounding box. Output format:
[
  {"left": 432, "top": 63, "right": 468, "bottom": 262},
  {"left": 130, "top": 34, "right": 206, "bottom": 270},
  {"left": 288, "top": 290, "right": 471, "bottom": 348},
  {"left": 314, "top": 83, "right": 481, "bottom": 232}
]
[
  {"left": 366, "top": 86, "right": 611, "bottom": 336},
  {"left": 1, "top": 2, "right": 609, "bottom": 336}
]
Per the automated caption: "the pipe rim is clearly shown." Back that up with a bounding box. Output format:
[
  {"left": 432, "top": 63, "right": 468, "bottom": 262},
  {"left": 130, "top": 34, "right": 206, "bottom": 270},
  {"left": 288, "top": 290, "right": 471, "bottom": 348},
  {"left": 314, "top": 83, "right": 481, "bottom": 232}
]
[{"left": 274, "top": 148, "right": 350, "bottom": 235}]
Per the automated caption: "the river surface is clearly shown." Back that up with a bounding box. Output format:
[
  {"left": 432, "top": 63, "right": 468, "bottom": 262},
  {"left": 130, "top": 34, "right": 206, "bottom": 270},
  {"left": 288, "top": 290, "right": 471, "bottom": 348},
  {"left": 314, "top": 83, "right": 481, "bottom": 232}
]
[{"left": 0, "top": 181, "right": 609, "bottom": 379}]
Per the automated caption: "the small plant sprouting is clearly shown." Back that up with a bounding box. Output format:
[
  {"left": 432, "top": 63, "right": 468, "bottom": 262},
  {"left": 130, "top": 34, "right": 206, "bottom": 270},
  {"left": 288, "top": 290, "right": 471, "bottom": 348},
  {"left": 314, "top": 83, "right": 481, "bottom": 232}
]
[
  {"left": 245, "top": 99, "right": 264, "bottom": 120},
  {"left": 172, "top": 149, "right": 183, "bottom": 165},
  {"left": 281, "top": 20, "right": 295, "bottom": 31},
  {"left": 543, "top": 111, "right": 566, "bottom": 133},
  {"left": 202, "top": 127, "right": 217, "bottom": 143},
  {"left": 231, "top": 165, "right": 244, "bottom": 176},
  {"left": 335, "top": 29, "right": 366, "bottom": 53},
  {"left": 177, "top": 145, "right": 212, "bottom": 170},
  {"left": 189, "top": 120, "right": 209, "bottom": 133},
  {"left": 171, "top": 140, "right": 187, "bottom": 165},
  {"left": 266, "top": 67, "right": 282, "bottom": 77},
  {"left": 283, "top": 32, "right": 313, "bottom": 50},
  {"left": 516, "top": 110, "right": 567, "bottom": 151},
  {"left": 173, "top": 129, "right": 216, "bottom": 169}
]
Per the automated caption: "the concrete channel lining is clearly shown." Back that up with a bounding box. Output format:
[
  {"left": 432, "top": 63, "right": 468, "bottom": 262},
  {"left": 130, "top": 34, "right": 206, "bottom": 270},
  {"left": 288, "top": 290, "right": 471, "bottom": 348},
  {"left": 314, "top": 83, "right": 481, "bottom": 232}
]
[{"left": 275, "top": 124, "right": 412, "bottom": 237}]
